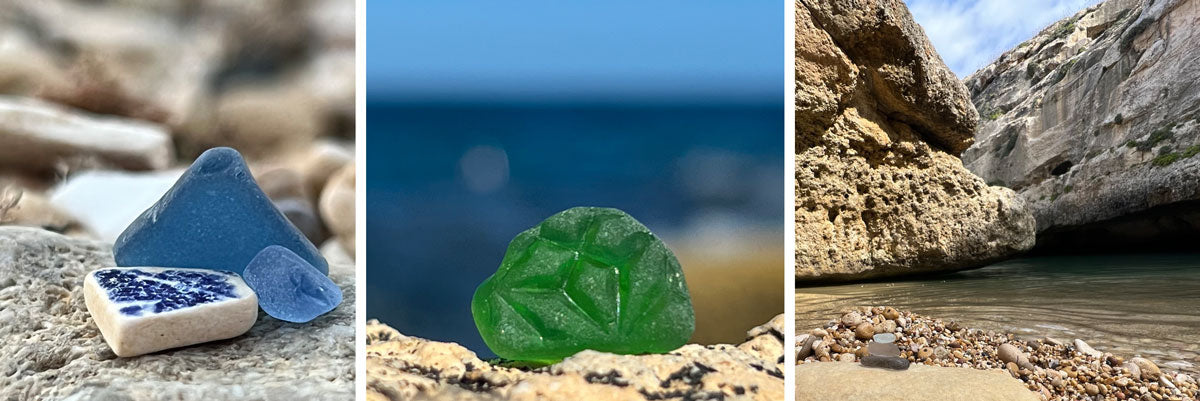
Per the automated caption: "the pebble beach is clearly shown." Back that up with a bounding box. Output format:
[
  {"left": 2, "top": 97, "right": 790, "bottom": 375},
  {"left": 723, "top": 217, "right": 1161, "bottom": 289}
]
[{"left": 798, "top": 307, "right": 1199, "bottom": 401}]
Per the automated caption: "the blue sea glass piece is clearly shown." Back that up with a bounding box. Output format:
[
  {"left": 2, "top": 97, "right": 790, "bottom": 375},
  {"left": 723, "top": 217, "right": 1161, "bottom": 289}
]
[
  {"left": 243, "top": 245, "right": 342, "bottom": 323},
  {"left": 113, "top": 147, "right": 328, "bottom": 276}
]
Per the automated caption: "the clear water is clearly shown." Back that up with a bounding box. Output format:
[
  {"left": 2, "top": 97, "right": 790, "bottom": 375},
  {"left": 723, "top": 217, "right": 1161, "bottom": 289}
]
[{"left": 796, "top": 254, "right": 1200, "bottom": 374}]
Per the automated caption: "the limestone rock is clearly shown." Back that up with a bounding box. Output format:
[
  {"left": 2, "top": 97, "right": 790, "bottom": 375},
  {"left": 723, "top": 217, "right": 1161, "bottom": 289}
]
[
  {"left": 366, "top": 314, "right": 784, "bottom": 401},
  {"left": 0, "top": 96, "right": 173, "bottom": 173},
  {"left": 0, "top": 227, "right": 354, "bottom": 400},
  {"left": 795, "top": 362, "right": 1040, "bottom": 401},
  {"left": 794, "top": 0, "right": 1035, "bottom": 281},
  {"left": 962, "top": 0, "right": 1200, "bottom": 250}
]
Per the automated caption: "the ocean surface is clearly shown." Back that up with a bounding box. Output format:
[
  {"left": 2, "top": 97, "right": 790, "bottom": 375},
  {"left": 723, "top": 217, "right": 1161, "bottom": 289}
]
[
  {"left": 796, "top": 254, "right": 1200, "bottom": 375},
  {"left": 367, "top": 101, "right": 783, "bottom": 357}
]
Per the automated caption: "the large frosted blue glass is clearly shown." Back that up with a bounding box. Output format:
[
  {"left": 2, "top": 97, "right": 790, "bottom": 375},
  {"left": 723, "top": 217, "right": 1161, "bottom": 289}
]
[
  {"left": 243, "top": 245, "right": 342, "bottom": 323},
  {"left": 113, "top": 147, "right": 328, "bottom": 276}
]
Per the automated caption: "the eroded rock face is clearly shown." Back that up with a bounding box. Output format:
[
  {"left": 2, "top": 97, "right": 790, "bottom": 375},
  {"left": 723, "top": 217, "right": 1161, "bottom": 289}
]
[
  {"left": 0, "top": 227, "right": 354, "bottom": 400},
  {"left": 795, "top": 0, "right": 1036, "bottom": 281},
  {"left": 365, "top": 314, "right": 784, "bottom": 401},
  {"left": 962, "top": 0, "right": 1200, "bottom": 250}
]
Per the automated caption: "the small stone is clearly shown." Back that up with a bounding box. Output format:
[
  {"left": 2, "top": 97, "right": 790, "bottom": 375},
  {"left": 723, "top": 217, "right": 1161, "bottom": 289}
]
[
  {"left": 1085, "top": 383, "right": 1100, "bottom": 395},
  {"left": 998, "top": 343, "right": 1027, "bottom": 367},
  {"left": 83, "top": 267, "right": 257, "bottom": 357},
  {"left": 797, "top": 334, "right": 815, "bottom": 359},
  {"left": 113, "top": 147, "right": 328, "bottom": 276},
  {"left": 917, "top": 347, "right": 933, "bottom": 359},
  {"left": 471, "top": 207, "right": 694, "bottom": 363},
  {"left": 837, "top": 353, "right": 856, "bottom": 362},
  {"left": 1130, "top": 357, "right": 1161, "bottom": 381},
  {"left": 1006, "top": 362, "right": 1021, "bottom": 378},
  {"left": 854, "top": 323, "right": 875, "bottom": 340},
  {"left": 872, "top": 333, "right": 896, "bottom": 343},
  {"left": 0, "top": 96, "right": 173, "bottom": 173},
  {"left": 319, "top": 164, "right": 354, "bottom": 256},
  {"left": 1074, "top": 339, "right": 1102, "bottom": 357},
  {"left": 882, "top": 307, "right": 900, "bottom": 320},
  {"left": 243, "top": 246, "right": 342, "bottom": 323},
  {"left": 860, "top": 355, "right": 910, "bottom": 370}
]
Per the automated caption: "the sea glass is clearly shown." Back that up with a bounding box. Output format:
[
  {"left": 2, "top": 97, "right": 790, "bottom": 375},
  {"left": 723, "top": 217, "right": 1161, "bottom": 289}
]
[
  {"left": 472, "top": 207, "right": 695, "bottom": 363},
  {"left": 113, "top": 147, "right": 328, "bottom": 276},
  {"left": 243, "top": 245, "right": 342, "bottom": 323},
  {"left": 83, "top": 267, "right": 258, "bottom": 357}
]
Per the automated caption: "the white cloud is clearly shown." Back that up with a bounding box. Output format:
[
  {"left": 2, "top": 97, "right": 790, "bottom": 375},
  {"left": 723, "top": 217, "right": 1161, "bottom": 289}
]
[{"left": 906, "top": 0, "right": 1102, "bottom": 77}]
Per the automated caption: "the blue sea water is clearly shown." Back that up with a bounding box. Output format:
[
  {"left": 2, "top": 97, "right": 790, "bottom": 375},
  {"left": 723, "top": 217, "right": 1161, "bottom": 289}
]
[{"left": 366, "top": 101, "right": 783, "bottom": 356}]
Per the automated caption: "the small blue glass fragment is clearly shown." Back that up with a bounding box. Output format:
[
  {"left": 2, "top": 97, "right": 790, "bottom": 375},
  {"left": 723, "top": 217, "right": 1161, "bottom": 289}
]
[
  {"left": 113, "top": 147, "right": 328, "bottom": 276},
  {"left": 93, "top": 268, "right": 242, "bottom": 316},
  {"left": 243, "top": 245, "right": 342, "bottom": 323}
]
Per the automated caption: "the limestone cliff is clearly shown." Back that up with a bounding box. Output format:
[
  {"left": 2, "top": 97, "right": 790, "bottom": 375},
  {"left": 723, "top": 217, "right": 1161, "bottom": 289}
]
[
  {"left": 795, "top": 0, "right": 1036, "bottom": 281},
  {"left": 963, "top": 0, "right": 1200, "bottom": 250}
]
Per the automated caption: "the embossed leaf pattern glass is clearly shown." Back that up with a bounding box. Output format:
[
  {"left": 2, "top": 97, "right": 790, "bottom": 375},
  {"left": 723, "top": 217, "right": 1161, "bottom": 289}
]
[{"left": 472, "top": 207, "right": 695, "bottom": 363}]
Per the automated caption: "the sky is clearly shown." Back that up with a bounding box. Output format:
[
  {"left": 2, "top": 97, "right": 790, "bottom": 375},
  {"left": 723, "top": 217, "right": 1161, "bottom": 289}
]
[
  {"left": 366, "top": 1, "right": 782, "bottom": 102},
  {"left": 907, "top": 0, "right": 1104, "bottom": 77}
]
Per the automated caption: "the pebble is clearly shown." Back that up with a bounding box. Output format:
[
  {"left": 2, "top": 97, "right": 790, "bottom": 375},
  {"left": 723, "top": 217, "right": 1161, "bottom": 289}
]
[
  {"left": 1075, "top": 339, "right": 1103, "bottom": 358},
  {"left": 319, "top": 164, "right": 355, "bottom": 257},
  {"left": 860, "top": 355, "right": 910, "bottom": 370},
  {"left": 1130, "top": 357, "right": 1161, "bottom": 381},
  {"left": 113, "top": 147, "right": 328, "bottom": 276},
  {"left": 83, "top": 267, "right": 257, "bottom": 357},
  {"left": 854, "top": 323, "right": 875, "bottom": 340},
  {"left": 243, "top": 245, "right": 342, "bottom": 323},
  {"left": 0, "top": 96, "right": 173, "bottom": 173},
  {"left": 797, "top": 307, "right": 1199, "bottom": 401}
]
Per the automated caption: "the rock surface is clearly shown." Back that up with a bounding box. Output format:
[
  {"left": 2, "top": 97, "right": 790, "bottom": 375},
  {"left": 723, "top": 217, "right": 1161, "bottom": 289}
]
[
  {"left": 0, "top": 227, "right": 354, "bottom": 400},
  {"left": 366, "top": 314, "right": 784, "bottom": 401},
  {"left": 795, "top": 362, "right": 1039, "bottom": 401},
  {"left": 794, "top": 0, "right": 1035, "bottom": 281},
  {"left": 962, "top": 0, "right": 1200, "bottom": 250}
]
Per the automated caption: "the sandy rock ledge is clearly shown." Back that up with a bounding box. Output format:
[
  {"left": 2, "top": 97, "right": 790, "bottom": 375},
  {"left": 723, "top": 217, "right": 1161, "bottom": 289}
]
[
  {"left": 0, "top": 227, "right": 355, "bottom": 400},
  {"left": 366, "top": 314, "right": 785, "bottom": 401}
]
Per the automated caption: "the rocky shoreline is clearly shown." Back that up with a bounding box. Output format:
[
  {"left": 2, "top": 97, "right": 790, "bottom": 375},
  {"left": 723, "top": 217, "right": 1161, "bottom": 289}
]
[
  {"left": 366, "top": 314, "right": 784, "bottom": 401},
  {"left": 798, "top": 307, "right": 1197, "bottom": 401},
  {"left": 0, "top": 227, "right": 355, "bottom": 400}
]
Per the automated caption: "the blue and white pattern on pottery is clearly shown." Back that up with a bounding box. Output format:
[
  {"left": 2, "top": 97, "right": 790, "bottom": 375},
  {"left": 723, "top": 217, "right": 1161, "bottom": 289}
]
[{"left": 83, "top": 267, "right": 258, "bottom": 357}]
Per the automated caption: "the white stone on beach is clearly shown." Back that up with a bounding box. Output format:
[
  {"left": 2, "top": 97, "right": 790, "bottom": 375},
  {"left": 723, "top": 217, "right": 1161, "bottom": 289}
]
[
  {"left": 50, "top": 169, "right": 183, "bottom": 242},
  {"left": 0, "top": 96, "right": 173, "bottom": 171},
  {"left": 1074, "top": 339, "right": 1103, "bottom": 358},
  {"left": 83, "top": 267, "right": 258, "bottom": 357}
]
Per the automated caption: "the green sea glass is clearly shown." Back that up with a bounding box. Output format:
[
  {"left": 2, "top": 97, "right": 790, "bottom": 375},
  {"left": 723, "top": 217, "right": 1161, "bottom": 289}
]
[{"left": 472, "top": 207, "right": 695, "bottom": 363}]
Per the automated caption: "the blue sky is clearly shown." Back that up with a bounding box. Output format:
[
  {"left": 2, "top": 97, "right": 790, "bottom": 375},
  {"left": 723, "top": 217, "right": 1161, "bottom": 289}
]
[
  {"left": 907, "top": 0, "right": 1103, "bottom": 77},
  {"left": 366, "top": 1, "right": 782, "bottom": 102}
]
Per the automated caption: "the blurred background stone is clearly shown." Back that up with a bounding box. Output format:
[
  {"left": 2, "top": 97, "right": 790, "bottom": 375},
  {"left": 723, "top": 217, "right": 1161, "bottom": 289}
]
[{"left": 0, "top": 0, "right": 356, "bottom": 264}]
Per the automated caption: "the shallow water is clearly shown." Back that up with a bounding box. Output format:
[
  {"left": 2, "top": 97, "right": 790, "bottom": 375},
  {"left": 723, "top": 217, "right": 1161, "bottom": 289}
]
[{"left": 796, "top": 254, "right": 1200, "bottom": 375}]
